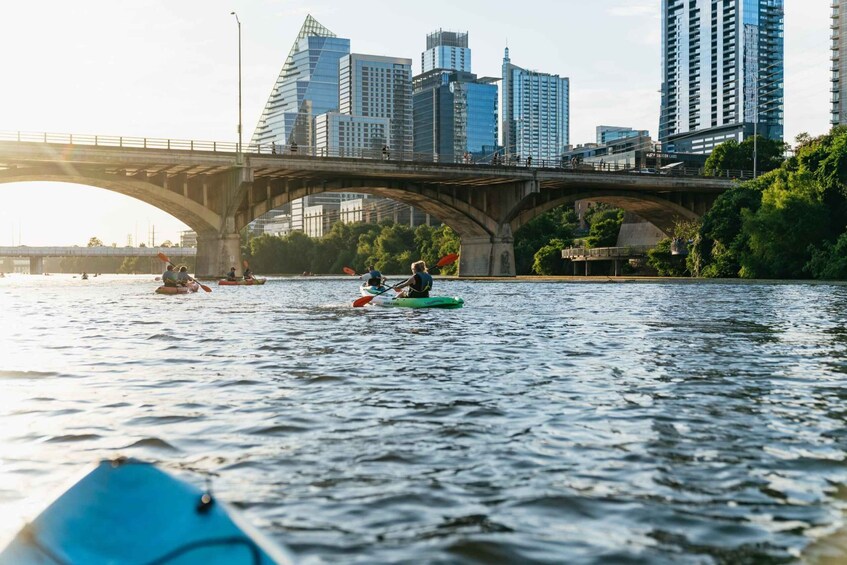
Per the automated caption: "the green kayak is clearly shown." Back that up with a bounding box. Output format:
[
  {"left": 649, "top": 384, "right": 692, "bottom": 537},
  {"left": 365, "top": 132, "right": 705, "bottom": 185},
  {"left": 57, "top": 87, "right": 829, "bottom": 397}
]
[{"left": 360, "top": 286, "right": 464, "bottom": 309}]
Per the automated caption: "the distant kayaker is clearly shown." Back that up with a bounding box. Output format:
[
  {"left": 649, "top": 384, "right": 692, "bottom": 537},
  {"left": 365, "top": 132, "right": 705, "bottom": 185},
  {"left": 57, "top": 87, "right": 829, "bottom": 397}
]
[
  {"left": 363, "top": 265, "right": 384, "bottom": 287},
  {"left": 81, "top": 272, "right": 89, "bottom": 280},
  {"left": 243, "top": 267, "right": 254, "bottom": 281},
  {"left": 176, "top": 266, "right": 191, "bottom": 286},
  {"left": 161, "top": 265, "right": 178, "bottom": 287},
  {"left": 226, "top": 267, "right": 238, "bottom": 281},
  {"left": 395, "top": 261, "right": 432, "bottom": 298}
]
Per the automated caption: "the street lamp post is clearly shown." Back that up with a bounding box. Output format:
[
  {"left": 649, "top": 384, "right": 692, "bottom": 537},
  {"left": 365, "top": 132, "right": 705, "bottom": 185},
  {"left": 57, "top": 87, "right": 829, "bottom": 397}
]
[{"left": 230, "top": 11, "right": 242, "bottom": 156}]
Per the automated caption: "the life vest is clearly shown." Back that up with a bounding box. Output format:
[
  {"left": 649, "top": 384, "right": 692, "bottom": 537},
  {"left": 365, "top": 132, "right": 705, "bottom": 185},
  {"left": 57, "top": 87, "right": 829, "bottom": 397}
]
[
  {"left": 409, "top": 272, "right": 432, "bottom": 298},
  {"left": 366, "top": 270, "right": 382, "bottom": 287}
]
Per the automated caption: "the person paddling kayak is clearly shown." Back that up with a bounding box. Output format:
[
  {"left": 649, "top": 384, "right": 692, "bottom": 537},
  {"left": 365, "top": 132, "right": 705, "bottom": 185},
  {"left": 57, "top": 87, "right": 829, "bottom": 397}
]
[
  {"left": 362, "top": 265, "right": 384, "bottom": 287},
  {"left": 176, "top": 266, "right": 191, "bottom": 286},
  {"left": 161, "top": 265, "right": 178, "bottom": 287},
  {"left": 226, "top": 267, "right": 238, "bottom": 281},
  {"left": 394, "top": 261, "right": 432, "bottom": 298}
]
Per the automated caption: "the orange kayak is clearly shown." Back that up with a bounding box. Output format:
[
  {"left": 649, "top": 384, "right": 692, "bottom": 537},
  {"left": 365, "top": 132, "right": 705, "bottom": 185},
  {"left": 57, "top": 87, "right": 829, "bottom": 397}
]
[{"left": 218, "top": 278, "right": 267, "bottom": 286}]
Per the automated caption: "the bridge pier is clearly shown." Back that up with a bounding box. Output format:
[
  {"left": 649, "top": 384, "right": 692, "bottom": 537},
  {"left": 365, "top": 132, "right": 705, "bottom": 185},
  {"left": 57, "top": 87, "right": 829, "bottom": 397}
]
[
  {"left": 29, "top": 256, "right": 43, "bottom": 275},
  {"left": 458, "top": 225, "right": 515, "bottom": 277},
  {"left": 195, "top": 233, "right": 241, "bottom": 279}
]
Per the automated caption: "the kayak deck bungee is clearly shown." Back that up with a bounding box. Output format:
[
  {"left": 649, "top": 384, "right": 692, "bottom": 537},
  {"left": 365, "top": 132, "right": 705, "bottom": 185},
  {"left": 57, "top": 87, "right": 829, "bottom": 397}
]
[
  {"left": 218, "top": 278, "right": 267, "bottom": 286},
  {"left": 360, "top": 285, "right": 464, "bottom": 309},
  {"left": 155, "top": 282, "right": 199, "bottom": 295},
  {"left": 0, "top": 458, "right": 294, "bottom": 565}
]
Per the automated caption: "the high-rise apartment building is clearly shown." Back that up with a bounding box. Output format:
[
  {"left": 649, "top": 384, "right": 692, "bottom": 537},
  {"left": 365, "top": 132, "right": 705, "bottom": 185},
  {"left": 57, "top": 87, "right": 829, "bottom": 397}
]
[
  {"left": 422, "top": 30, "right": 471, "bottom": 73},
  {"left": 501, "top": 48, "right": 569, "bottom": 162},
  {"left": 833, "top": 0, "right": 846, "bottom": 125},
  {"left": 338, "top": 54, "right": 413, "bottom": 157},
  {"left": 660, "top": 0, "right": 784, "bottom": 154},
  {"left": 251, "top": 15, "right": 350, "bottom": 148}
]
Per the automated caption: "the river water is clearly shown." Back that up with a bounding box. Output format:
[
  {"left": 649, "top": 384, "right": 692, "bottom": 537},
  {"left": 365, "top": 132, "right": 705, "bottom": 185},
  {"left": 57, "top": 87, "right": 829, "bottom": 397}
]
[{"left": 1, "top": 274, "right": 846, "bottom": 564}]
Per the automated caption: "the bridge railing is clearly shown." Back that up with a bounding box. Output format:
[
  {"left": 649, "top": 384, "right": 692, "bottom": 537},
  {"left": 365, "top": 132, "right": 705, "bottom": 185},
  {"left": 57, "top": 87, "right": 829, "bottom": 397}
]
[
  {"left": 0, "top": 246, "right": 197, "bottom": 258},
  {"left": 562, "top": 246, "right": 654, "bottom": 260},
  {"left": 0, "top": 130, "right": 754, "bottom": 179}
]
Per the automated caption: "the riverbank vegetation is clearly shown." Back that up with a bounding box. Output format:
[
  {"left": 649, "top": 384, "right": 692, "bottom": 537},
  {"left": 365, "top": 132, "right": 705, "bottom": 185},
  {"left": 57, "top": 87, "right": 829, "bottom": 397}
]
[{"left": 672, "top": 127, "right": 847, "bottom": 279}]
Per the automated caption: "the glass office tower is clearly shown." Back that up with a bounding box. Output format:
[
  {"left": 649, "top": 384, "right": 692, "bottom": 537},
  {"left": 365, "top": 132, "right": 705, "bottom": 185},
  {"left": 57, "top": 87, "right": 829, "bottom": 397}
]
[
  {"left": 413, "top": 29, "right": 498, "bottom": 162},
  {"left": 251, "top": 15, "right": 350, "bottom": 148},
  {"left": 421, "top": 30, "right": 471, "bottom": 73},
  {"left": 501, "top": 48, "right": 570, "bottom": 162},
  {"left": 659, "top": 0, "right": 784, "bottom": 153},
  {"left": 834, "top": 0, "right": 846, "bottom": 125}
]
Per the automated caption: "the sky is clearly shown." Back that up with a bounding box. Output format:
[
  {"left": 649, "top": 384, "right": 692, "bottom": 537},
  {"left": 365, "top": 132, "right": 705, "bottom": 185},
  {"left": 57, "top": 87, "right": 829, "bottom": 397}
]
[{"left": 0, "top": 0, "right": 833, "bottom": 246}]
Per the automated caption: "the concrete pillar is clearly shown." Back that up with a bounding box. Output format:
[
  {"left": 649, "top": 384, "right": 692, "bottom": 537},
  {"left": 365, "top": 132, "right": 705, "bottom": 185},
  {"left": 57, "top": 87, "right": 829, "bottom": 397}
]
[
  {"left": 29, "top": 256, "right": 43, "bottom": 275},
  {"left": 458, "top": 225, "right": 516, "bottom": 277},
  {"left": 195, "top": 233, "right": 241, "bottom": 278}
]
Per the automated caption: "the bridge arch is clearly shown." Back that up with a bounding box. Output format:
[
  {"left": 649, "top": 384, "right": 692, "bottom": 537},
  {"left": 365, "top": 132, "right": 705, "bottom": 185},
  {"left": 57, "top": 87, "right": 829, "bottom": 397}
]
[
  {"left": 0, "top": 168, "right": 221, "bottom": 234},
  {"left": 509, "top": 189, "right": 702, "bottom": 236}
]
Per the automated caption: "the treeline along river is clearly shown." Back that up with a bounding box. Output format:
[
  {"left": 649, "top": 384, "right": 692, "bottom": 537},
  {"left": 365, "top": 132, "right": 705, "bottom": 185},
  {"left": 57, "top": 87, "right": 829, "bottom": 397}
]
[{"left": 1, "top": 275, "right": 846, "bottom": 563}]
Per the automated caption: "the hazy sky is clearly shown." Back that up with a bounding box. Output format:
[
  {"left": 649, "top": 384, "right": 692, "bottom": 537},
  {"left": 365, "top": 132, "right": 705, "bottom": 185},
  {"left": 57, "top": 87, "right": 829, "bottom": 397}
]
[{"left": 0, "top": 0, "right": 832, "bottom": 246}]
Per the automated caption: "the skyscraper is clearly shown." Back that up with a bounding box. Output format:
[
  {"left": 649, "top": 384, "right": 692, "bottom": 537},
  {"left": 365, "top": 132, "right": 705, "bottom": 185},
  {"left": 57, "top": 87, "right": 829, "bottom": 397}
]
[
  {"left": 251, "top": 15, "right": 350, "bottom": 148},
  {"left": 833, "top": 0, "right": 846, "bottom": 126},
  {"left": 501, "top": 48, "right": 570, "bottom": 162},
  {"left": 659, "top": 0, "right": 784, "bottom": 154},
  {"left": 421, "top": 30, "right": 471, "bottom": 73},
  {"left": 413, "top": 30, "right": 498, "bottom": 162},
  {"left": 339, "top": 54, "right": 413, "bottom": 157}
]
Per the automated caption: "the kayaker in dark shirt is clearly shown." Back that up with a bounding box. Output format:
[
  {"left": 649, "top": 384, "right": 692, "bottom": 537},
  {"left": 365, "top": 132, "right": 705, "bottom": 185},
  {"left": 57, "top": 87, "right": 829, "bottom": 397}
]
[
  {"left": 161, "top": 265, "right": 178, "bottom": 287},
  {"left": 176, "top": 266, "right": 191, "bottom": 286},
  {"left": 395, "top": 261, "right": 432, "bottom": 298},
  {"left": 243, "top": 268, "right": 254, "bottom": 281},
  {"left": 226, "top": 267, "right": 238, "bottom": 281},
  {"left": 363, "top": 265, "right": 384, "bottom": 288}
]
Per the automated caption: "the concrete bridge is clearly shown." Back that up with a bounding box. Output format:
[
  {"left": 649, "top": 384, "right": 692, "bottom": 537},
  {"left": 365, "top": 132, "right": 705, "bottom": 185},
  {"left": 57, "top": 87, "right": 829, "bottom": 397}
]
[
  {"left": 0, "top": 246, "right": 195, "bottom": 274},
  {"left": 0, "top": 132, "right": 738, "bottom": 277}
]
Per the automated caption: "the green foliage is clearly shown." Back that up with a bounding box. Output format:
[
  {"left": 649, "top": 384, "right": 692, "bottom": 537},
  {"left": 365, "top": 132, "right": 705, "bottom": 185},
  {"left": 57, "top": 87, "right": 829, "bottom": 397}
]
[
  {"left": 87, "top": 237, "right": 104, "bottom": 247},
  {"left": 532, "top": 239, "right": 569, "bottom": 275},
  {"left": 807, "top": 230, "right": 847, "bottom": 279},
  {"left": 647, "top": 239, "right": 688, "bottom": 277},
  {"left": 704, "top": 136, "right": 787, "bottom": 176},
  {"left": 692, "top": 127, "right": 847, "bottom": 280},
  {"left": 513, "top": 205, "right": 577, "bottom": 275},
  {"left": 585, "top": 208, "right": 624, "bottom": 248}
]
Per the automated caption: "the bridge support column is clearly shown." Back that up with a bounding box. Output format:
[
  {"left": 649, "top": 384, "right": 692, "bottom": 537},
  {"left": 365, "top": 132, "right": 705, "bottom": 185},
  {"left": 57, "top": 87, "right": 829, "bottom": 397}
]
[
  {"left": 195, "top": 233, "right": 241, "bottom": 278},
  {"left": 458, "top": 225, "right": 515, "bottom": 277},
  {"left": 29, "top": 256, "right": 43, "bottom": 275}
]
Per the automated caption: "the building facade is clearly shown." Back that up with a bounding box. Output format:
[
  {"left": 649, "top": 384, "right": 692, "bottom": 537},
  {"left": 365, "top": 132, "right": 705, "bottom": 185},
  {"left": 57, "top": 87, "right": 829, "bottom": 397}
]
[
  {"left": 414, "top": 29, "right": 498, "bottom": 163},
  {"left": 660, "top": 0, "right": 784, "bottom": 154},
  {"left": 422, "top": 30, "right": 471, "bottom": 73},
  {"left": 315, "top": 112, "right": 390, "bottom": 158},
  {"left": 338, "top": 54, "right": 413, "bottom": 157},
  {"left": 413, "top": 70, "right": 498, "bottom": 162},
  {"left": 597, "top": 125, "right": 650, "bottom": 145},
  {"left": 834, "top": 0, "right": 846, "bottom": 125},
  {"left": 501, "top": 48, "right": 570, "bottom": 163},
  {"left": 250, "top": 15, "right": 350, "bottom": 149}
]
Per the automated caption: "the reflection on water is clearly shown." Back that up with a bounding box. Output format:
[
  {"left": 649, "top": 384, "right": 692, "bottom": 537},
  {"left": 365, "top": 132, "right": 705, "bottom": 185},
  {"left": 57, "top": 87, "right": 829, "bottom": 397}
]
[{"left": 1, "top": 274, "right": 847, "bottom": 563}]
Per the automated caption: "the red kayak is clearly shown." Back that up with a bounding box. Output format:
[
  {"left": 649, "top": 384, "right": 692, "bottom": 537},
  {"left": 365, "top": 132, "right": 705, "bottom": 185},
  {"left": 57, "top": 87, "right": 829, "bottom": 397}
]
[
  {"left": 218, "top": 278, "right": 267, "bottom": 286},
  {"left": 155, "top": 282, "right": 199, "bottom": 295}
]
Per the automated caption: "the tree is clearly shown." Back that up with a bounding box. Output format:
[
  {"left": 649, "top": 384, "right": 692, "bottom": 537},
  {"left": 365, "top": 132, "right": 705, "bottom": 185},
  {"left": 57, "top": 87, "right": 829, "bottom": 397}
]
[
  {"left": 704, "top": 136, "right": 786, "bottom": 176},
  {"left": 532, "top": 239, "right": 568, "bottom": 275},
  {"left": 513, "top": 205, "right": 578, "bottom": 275},
  {"left": 87, "top": 237, "right": 104, "bottom": 247}
]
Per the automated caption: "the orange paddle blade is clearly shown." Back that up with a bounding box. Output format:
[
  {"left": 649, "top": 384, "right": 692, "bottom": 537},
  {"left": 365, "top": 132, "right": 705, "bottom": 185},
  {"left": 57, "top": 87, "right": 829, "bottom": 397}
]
[
  {"left": 352, "top": 295, "right": 374, "bottom": 307},
  {"left": 436, "top": 253, "right": 459, "bottom": 267},
  {"left": 157, "top": 252, "right": 171, "bottom": 264},
  {"left": 343, "top": 267, "right": 357, "bottom": 276},
  {"left": 198, "top": 282, "right": 212, "bottom": 293},
  {"left": 242, "top": 259, "right": 249, "bottom": 269}
]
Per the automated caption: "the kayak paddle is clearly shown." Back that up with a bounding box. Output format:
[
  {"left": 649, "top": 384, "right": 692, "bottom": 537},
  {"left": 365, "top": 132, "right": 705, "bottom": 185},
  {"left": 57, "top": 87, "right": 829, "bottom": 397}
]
[
  {"left": 342, "top": 267, "right": 358, "bottom": 276},
  {"left": 157, "top": 252, "right": 212, "bottom": 293},
  {"left": 352, "top": 253, "right": 458, "bottom": 307}
]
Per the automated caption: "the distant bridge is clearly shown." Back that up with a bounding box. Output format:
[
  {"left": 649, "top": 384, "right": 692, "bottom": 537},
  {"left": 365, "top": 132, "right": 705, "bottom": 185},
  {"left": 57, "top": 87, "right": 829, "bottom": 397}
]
[
  {"left": 0, "top": 131, "right": 740, "bottom": 277},
  {"left": 0, "top": 246, "right": 195, "bottom": 274}
]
